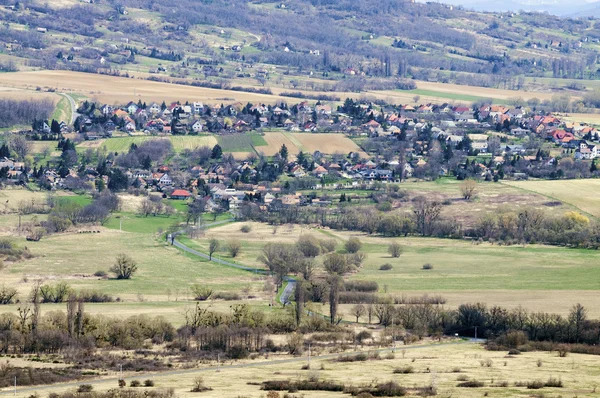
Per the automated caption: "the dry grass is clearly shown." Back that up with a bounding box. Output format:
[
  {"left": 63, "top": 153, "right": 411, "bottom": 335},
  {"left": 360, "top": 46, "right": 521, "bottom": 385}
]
[{"left": 20, "top": 342, "right": 600, "bottom": 397}]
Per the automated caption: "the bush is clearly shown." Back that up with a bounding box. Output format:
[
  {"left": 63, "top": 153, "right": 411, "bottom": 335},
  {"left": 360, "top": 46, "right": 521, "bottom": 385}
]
[
  {"left": 191, "top": 377, "right": 212, "bottom": 392},
  {"left": 393, "top": 366, "right": 414, "bottom": 374},
  {"left": 344, "top": 280, "right": 378, "bottom": 292},
  {"left": 110, "top": 253, "right": 137, "bottom": 279},
  {"left": 457, "top": 380, "right": 484, "bottom": 388},
  {"left": 388, "top": 243, "right": 402, "bottom": 258},
  {"left": 240, "top": 225, "right": 252, "bottom": 233},
  {"left": 191, "top": 284, "right": 213, "bottom": 301},
  {"left": 379, "top": 263, "right": 393, "bottom": 271},
  {"left": 422, "top": 263, "right": 433, "bottom": 270},
  {"left": 77, "top": 385, "right": 93, "bottom": 393},
  {"left": 144, "top": 379, "right": 155, "bottom": 387},
  {"left": 544, "top": 377, "right": 563, "bottom": 388},
  {"left": 525, "top": 380, "right": 545, "bottom": 389},
  {"left": 213, "top": 291, "right": 241, "bottom": 300},
  {"left": 93, "top": 270, "right": 108, "bottom": 278},
  {"left": 345, "top": 237, "right": 362, "bottom": 253},
  {"left": 320, "top": 239, "right": 337, "bottom": 253},
  {"left": 507, "top": 349, "right": 521, "bottom": 355},
  {"left": 227, "top": 240, "right": 242, "bottom": 257},
  {"left": 0, "top": 284, "right": 18, "bottom": 304},
  {"left": 130, "top": 380, "right": 141, "bottom": 387}
]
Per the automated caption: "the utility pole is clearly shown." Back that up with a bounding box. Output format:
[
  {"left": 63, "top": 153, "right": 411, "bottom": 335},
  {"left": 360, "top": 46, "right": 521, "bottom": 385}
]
[
  {"left": 308, "top": 343, "right": 311, "bottom": 367},
  {"left": 474, "top": 326, "right": 478, "bottom": 340},
  {"left": 14, "top": 376, "right": 16, "bottom": 396},
  {"left": 217, "top": 354, "right": 220, "bottom": 372}
]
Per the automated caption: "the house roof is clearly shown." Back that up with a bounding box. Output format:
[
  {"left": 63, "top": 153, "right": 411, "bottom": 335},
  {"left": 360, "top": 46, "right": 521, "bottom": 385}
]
[{"left": 171, "top": 189, "right": 191, "bottom": 197}]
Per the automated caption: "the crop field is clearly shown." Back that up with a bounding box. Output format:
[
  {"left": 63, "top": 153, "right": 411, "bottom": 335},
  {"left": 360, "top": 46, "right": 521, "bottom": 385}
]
[
  {"left": 217, "top": 133, "right": 266, "bottom": 153},
  {"left": 25, "top": 341, "right": 600, "bottom": 397},
  {"left": 87, "top": 136, "right": 219, "bottom": 153},
  {"left": 258, "top": 132, "right": 301, "bottom": 156},
  {"left": 505, "top": 179, "right": 600, "bottom": 218},
  {"left": 197, "top": 220, "right": 600, "bottom": 317},
  {"left": 289, "top": 132, "right": 368, "bottom": 157},
  {"left": 0, "top": 71, "right": 285, "bottom": 105}
]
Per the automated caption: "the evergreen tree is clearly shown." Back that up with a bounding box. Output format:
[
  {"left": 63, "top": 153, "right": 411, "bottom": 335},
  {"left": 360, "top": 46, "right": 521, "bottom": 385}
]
[
  {"left": 279, "top": 144, "right": 289, "bottom": 162},
  {"left": 211, "top": 144, "right": 223, "bottom": 159}
]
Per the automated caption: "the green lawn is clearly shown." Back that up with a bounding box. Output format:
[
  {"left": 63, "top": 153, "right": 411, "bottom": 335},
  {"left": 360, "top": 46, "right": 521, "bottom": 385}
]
[
  {"left": 57, "top": 194, "right": 93, "bottom": 207},
  {"left": 217, "top": 134, "right": 255, "bottom": 152},
  {"left": 51, "top": 95, "right": 71, "bottom": 123},
  {"left": 104, "top": 211, "right": 182, "bottom": 234}
]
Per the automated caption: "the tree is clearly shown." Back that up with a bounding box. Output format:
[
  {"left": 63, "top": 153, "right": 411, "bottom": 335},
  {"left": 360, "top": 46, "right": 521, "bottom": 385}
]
[
  {"left": 227, "top": 240, "right": 241, "bottom": 257},
  {"left": 388, "top": 242, "right": 402, "bottom": 258},
  {"left": 208, "top": 238, "right": 220, "bottom": 260},
  {"left": 329, "top": 275, "right": 342, "bottom": 325},
  {"left": 279, "top": 144, "right": 288, "bottom": 162},
  {"left": 344, "top": 237, "right": 362, "bottom": 253},
  {"left": 323, "top": 253, "right": 349, "bottom": 275},
  {"left": 413, "top": 196, "right": 443, "bottom": 236},
  {"left": 460, "top": 179, "right": 477, "bottom": 200},
  {"left": 296, "top": 235, "right": 321, "bottom": 258},
  {"left": 9, "top": 135, "right": 30, "bottom": 160},
  {"left": 186, "top": 198, "right": 206, "bottom": 225},
  {"left": 110, "top": 253, "right": 137, "bottom": 279},
  {"left": 351, "top": 304, "right": 366, "bottom": 323},
  {"left": 211, "top": 144, "right": 223, "bottom": 159}
]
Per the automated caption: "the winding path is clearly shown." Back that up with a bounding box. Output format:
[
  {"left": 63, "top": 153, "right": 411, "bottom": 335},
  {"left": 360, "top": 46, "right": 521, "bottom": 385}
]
[
  {"left": 59, "top": 93, "right": 79, "bottom": 124},
  {"left": 171, "top": 219, "right": 296, "bottom": 305}
]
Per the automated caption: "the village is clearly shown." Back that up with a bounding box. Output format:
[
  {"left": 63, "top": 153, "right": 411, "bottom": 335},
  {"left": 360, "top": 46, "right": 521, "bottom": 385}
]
[{"left": 5, "top": 97, "right": 599, "bottom": 214}]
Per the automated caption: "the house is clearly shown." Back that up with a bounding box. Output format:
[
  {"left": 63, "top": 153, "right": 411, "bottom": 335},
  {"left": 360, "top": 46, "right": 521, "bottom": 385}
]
[
  {"left": 193, "top": 102, "right": 204, "bottom": 114},
  {"left": 149, "top": 103, "right": 161, "bottom": 114},
  {"left": 290, "top": 165, "right": 306, "bottom": 178},
  {"left": 126, "top": 102, "right": 139, "bottom": 114},
  {"left": 170, "top": 189, "right": 192, "bottom": 200},
  {"left": 101, "top": 104, "right": 114, "bottom": 115},
  {"left": 190, "top": 120, "right": 203, "bottom": 133},
  {"left": 312, "top": 165, "right": 328, "bottom": 177},
  {"left": 575, "top": 142, "right": 599, "bottom": 160}
]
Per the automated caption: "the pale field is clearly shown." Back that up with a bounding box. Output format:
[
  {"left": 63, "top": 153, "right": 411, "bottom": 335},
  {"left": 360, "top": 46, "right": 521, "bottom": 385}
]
[
  {"left": 416, "top": 81, "right": 563, "bottom": 102},
  {"left": 289, "top": 132, "right": 368, "bottom": 157},
  {"left": 0, "top": 71, "right": 285, "bottom": 105},
  {"left": 0, "top": 87, "right": 59, "bottom": 103},
  {"left": 15, "top": 342, "right": 600, "bottom": 397},
  {"left": 257, "top": 132, "right": 301, "bottom": 156},
  {"left": 558, "top": 112, "right": 600, "bottom": 125},
  {"left": 98, "top": 136, "right": 219, "bottom": 153},
  {"left": 505, "top": 179, "right": 600, "bottom": 218}
]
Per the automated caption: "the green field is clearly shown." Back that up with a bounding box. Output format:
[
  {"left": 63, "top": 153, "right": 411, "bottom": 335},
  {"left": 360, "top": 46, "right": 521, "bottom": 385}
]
[
  {"left": 100, "top": 135, "right": 219, "bottom": 153},
  {"left": 50, "top": 95, "right": 72, "bottom": 123},
  {"left": 216, "top": 132, "right": 267, "bottom": 153}
]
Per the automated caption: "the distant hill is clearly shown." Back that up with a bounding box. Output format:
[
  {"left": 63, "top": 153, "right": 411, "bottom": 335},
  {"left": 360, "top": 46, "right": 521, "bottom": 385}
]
[
  {"left": 0, "top": 0, "right": 599, "bottom": 94},
  {"left": 429, "top": 0, "right": 600, "bottom": 16}
]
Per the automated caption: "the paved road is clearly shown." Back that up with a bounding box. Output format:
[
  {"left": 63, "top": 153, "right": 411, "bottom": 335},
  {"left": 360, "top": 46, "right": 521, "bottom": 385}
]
[
  {"left": 0, "top": 340, "right": 481, "bottom": 396},
  {"left": 59, "top": 93, "right": 78, "bottom": 124},
  {"left": 171, "top": 220, "right": 296, "bottom": 305}
]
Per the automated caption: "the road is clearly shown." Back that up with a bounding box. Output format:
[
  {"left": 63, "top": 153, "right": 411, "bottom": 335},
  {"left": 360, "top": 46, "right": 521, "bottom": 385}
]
[
  {"left": 170, "top": 219, "right": 296, "bottom": 305},
  {"left": 0, "top": 340, "right": 482, "bottom": 396},
  {"left": 59, "top": 93, "right": 78, "bottom": 124}
]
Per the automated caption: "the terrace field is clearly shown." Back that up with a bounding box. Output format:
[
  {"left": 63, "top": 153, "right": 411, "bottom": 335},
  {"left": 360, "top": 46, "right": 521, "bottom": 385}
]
[{"left": 93, "top": 136, "right": 219, "bottom": 153}]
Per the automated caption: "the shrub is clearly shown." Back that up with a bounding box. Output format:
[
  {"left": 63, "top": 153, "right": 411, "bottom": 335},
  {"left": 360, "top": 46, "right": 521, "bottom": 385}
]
[
  {"left": 191, "top": 377, "right": 212, "bottom": 392},
  {"left": 213, "top": 291, "right": 241, "bottom": 300},
  {"left": 388, "top": 243, "right": 402, "bottom": 258},
  {"left": 320, "top": 239, "right": 337, "bottom": 253},
  {"left": 144, "top": 379, "right": 155, "bottom": 387},
  {"left": 110, "top": 253, "right": 137, "bottom": 279},
  {"left": 422, "top": 263, "right": 433, "bottom": 270},
  {"left": 345, "top": 237, "right": 362, "bottom": 253},
  {"left": 344, "top": 280, "right": 378, "bottom": 292},
  {"left": 393, "top": 366, "right": 414, "bottom": 374},
  {"left": 93, "top": 270, "right": 108, "bottom": 278},
  {"left": 379, "top": 263, "right": 393, "bottom": 271},
  {"left": 508, "top": 349, "right": 521, "bottom": 355},
  {"left": 77, "top": 385, "right": 93, "bottom": 393},
  {"left": 227, "top": 240, "right": 242, "bottom": 257},
  {"left": 457, "top": 380, "right": 484, "bottom": 387},
  {"left": 130, "top": 380, "right": 141, "bottom": 387},
  {"left": 0, "top": 284, "right": 18, "bottom": 304},
  {"left": 240, "top": 225, "right": 252, "bottom": 233},
  {"left": 191, "top": 284, "right": 213, "bottom": 301},
  {"left": 526, "top": 380, "right": 545, "bottom": 389},
  {"left": 544, "top": 377, "right": 563, "bottom": 388}
]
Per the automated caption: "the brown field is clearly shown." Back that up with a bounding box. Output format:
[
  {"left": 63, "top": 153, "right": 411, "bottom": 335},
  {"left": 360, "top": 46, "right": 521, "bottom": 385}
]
[
  {"left": 0, "top": 71, "right": 285, "bottom": 105},
  {"left": 257, "top": 132, "right": 300, "bottom": 156},
  {"left": 290, "top": 132, "right": 368, "bottom": 157},
  {"left": 558, "top": 112, "right": 600, "bottom": 125},
  {"left": 0, "top": 87, "right": 59, "bottom": 102},
  {"left": 417, "top": 81, "right": 562, "bottom": 102}
]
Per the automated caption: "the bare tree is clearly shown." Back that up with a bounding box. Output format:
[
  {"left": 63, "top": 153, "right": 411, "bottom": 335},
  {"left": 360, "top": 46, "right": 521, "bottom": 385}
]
[
  {"left": 388, "top": 242, "right": 402, "bottom": 258},
  {"left": 413, "top": 196, "right": 443, "bottom": 236},
  {"left": 350, "top": 304, "right": 366, "bottom": 323},
  {"left": 227, "top": 240, "right": 241, "bottom": 257},
  {"left": 110, "top": 253, "right": 138, "bottom": 279},
  {"left": 9, "top": 135, "right": 31, "bottom": 160},
  {"left": 460, "top": 180, "right": 477, "bottom": 200},
  {"left": 208, "top": 238, "right": 220, "bottom": 260}
]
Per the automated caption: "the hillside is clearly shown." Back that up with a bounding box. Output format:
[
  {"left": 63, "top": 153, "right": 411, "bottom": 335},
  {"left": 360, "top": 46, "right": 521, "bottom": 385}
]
[{"left": 0, "top": 0, "right": 599, "bottom": 101}]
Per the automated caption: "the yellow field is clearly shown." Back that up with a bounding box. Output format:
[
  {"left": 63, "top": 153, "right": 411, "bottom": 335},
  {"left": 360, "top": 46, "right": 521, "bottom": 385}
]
[
  {"left": 417, "top": 81, "right": 561, "bottom": 102},
  {"left": 16, "top": 342, "right": 600, "bottom": 397},
  {"left": 505, "top": 179, "right": 600, "bottom": 218},
  {"left": 558, "top": 112, "right": 600, "bottom": 125},
  {"left": 258, "top": 132, "right": 301, "bottom": 156},
  {"left": 290, "top": 132, "right": 367, "bottom": 157}
]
